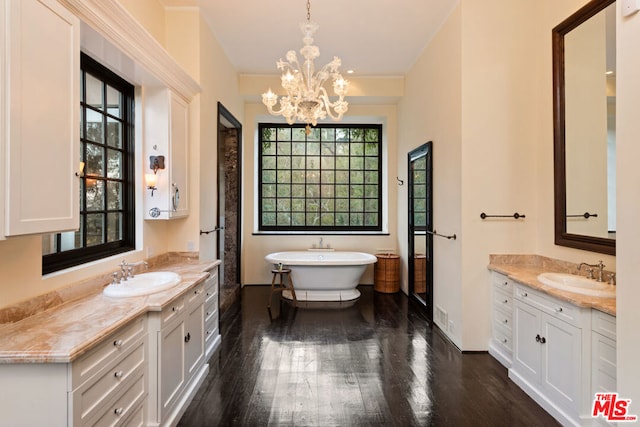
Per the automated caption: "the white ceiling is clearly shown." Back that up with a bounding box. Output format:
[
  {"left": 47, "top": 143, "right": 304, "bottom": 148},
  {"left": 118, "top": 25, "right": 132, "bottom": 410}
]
[{"left": 160, "top": 0, "right": 459, "bottom": 76}]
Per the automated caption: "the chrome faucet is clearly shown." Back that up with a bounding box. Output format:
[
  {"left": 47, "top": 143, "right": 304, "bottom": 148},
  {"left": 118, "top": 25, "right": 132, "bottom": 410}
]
[
  {"left": 578, "top": 260, "right": 605, "bottom": 282},
  {"left": 119, "top": 260, "right": 148, "bottom": 280},
  {"left": 319, "top": 237, "right": 324, "bottom": 249}
]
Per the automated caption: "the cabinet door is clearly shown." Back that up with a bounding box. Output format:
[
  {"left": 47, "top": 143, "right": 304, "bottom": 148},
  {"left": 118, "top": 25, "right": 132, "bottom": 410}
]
[
  {"left": 144, "top": 88, "right": 189, "bottom": 220},
  {"left": 160, "top": 319, "right": 185, "bottom": 413},
  {"left": 513, "top": 300, "right": 542, "bottom": 382},
  {"left": 169, "top": 92, "right": 188, "bottom": 218},
  {"left": 592, "top": 332, "right": 616, "bottom": 394},
  {"left": 4, "top": 0, "right": 79, "bottom": 235},
  {"left": 184, "top": 302, "right": 204, "bottom": 378},
  {"left": 541, "top": 313, "right": 582, "bottom": 411}
]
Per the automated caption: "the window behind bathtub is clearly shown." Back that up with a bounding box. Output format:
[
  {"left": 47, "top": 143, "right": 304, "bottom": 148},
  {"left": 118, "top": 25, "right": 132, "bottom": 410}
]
[
  {"left": 42, "top": 53, "right": 135, "bottom": 274},
  {"left": 258, "top": 123, "right": 383, "bottom": 232}
]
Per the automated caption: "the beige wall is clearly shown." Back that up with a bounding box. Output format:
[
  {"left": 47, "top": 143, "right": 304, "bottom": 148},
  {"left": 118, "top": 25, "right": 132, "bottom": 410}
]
[
  {"left": 397, "top": 4, "right": 463, "bottom": 346},
  {"left": 396, "top": 0, "right": 620, "bottom": 351},
  {"left": 0, "top": 2, "right": 242, "bottom": 307},
  {"left": 2, "top": 0, "right": 639, "bottom": 405},
  {"left": 615, "top": 0, "right": 640, "bottom": 408},
  {"left": 241, "top": 103, "right": 400, "bottom": 286}
]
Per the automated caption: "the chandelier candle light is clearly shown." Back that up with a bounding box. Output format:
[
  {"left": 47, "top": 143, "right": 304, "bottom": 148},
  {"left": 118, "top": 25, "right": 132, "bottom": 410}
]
[{"left": 262, "top": 0, "right": 349, "bottom": 135}]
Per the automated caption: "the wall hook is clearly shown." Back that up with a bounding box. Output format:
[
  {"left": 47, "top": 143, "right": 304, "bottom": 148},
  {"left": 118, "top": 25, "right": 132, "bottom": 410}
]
[{"left": 396, "top": 176, "right": 404, "bottom": 186}]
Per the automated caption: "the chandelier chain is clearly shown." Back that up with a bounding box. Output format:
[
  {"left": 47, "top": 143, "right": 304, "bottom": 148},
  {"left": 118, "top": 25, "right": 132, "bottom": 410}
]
[{"left": 261, "top": 0, "right": 349, "bottom": 127}]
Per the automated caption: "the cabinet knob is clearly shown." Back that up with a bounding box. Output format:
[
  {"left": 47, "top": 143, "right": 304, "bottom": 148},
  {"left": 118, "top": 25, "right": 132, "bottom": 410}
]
[
  {"left": 503, "top": 299, "right": 508, "bottom": 304},
  {"left": 114, "top": 370, "right": 124, "bottom": 379},
  {"left": 113, "top": 339, "right": 123, "bottom": 348},
  {"left": 521, "top": 292, "right": 528, "bottom": 298},
  {"left": 502, "top": 338, "right": 508, "bottom": 344},
  {"left": 184, "top": 332, "right": 191, "bottom": 343},
  {"left": 503, "top": 281, "right": 508, "bottom": 286},
  {"left": 535, "top": 334, "right": 546, "bottom": 344},
  {"left": 114, "top": 407, "right": 124, "bottom": 416},
  {"left": 503, "top": 319, "right": 508, "bottom": 324},
  {"left": 555, "top": 307, "right": 563, "bottom": 313}
]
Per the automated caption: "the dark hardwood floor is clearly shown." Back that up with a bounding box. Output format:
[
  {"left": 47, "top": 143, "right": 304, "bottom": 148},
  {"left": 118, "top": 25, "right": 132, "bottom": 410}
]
[{"left": 178, "top": 286, "right": 559, "bottom": 426}]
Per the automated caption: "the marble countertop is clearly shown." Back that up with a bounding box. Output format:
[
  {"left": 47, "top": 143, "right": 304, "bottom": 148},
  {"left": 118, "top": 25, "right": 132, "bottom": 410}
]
[
  {"left": 488, "top": 255, "right": 615, "bottom": 317},
  {"left": 0, "top": 257, "right": 220, "bottom": 364}
]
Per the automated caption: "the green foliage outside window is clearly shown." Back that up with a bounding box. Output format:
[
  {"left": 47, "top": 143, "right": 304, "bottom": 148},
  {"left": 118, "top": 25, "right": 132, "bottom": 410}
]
[{"left": 259, "top": 124, "right": 382, "bottom": 232}]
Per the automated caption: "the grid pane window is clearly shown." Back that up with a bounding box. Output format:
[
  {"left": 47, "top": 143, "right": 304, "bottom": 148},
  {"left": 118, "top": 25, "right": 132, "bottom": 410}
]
[
  {"left": 42, "top": 53, "right": 135, "bottom": 274},
  {"left": 259, "top": 124, "right": 382, "bottom": 231}
]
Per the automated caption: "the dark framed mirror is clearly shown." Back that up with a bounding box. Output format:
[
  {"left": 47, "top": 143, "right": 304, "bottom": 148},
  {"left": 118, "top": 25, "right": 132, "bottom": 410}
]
[
  {"left": 408, "top": 142, "right": 433, "bottom": 322},
  {"left": 553, "top": 0, "right": 616, "bottom": 255}
]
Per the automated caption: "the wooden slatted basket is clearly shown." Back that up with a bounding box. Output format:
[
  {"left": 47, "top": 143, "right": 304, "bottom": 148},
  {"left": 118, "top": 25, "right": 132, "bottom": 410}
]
[
  {"left": 414, "top": 254, "right": 427, "bottom": 293},
  {"left": 374, "top": 254, "right": 400, "bottom": 293}
]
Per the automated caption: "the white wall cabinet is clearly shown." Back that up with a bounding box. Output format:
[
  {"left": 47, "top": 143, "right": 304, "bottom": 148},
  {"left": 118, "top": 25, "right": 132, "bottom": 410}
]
[
  {"left": 144, "top": 88, "right": 189, "bottom": 220},
  {"left": 1, "top": 0, "right": 80, "bottom": 238},
  {"left": 510, "top": 283, "right": 591, "bottom": 426},
  {"left": 148, "top": 280, "right": 208, "bottom": 426},
  {"left": 488, "top": 272, "right": 513, "bottom": 367}
]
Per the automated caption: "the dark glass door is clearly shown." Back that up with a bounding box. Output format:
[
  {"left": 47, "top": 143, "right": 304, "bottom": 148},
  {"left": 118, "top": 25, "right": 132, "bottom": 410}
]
[{"left": 408, "top": 142, "right": 433, "bottom": 322}]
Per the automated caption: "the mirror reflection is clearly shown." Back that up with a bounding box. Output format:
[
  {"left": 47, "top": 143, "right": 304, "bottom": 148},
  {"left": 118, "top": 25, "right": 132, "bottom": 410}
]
[
  {"left": 564, "top": 2, "right": 616, "bottom": 240},
  {"left": 553, "top": 0, "right": 616, "bottom": 255},
  {"left": 408, "top": 142, "right": 432, "bottom": 321}
]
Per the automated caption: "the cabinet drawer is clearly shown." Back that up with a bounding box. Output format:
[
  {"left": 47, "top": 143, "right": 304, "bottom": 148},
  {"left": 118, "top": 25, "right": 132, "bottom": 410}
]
[
  {"left": 205, "top": 285, "right": 218, "bottom": 305},
  {"left": 185, "top": 282, "right": 205, "bottom": 307},
  {"left": 72, "top": 339, "right": 145, "bottom": 425},
  {"left": 85, "top": 372, "right": 146, "bottom": 427},
  {"left": 72, "top": 316, "right": 146, "bottom": 388},
  {"left": 205, "top": 298, "right": 218, "bottom": 325},
  {"left": 493, "top": 326, "right": 512, "bottom": 354},
  {"left": 493, "top": 291, "right": 513, "bottom": 314},
  {"left": 592, "top": 310, "right": 616, "bottom": 340},
  {"left": 493, "top": 309, "right": 512, "bottom": 332},
  {"left": 513, "top": 284, "right": 583, "bottom": 327},
  {"left": 205, "top": 313, "right": 219, "bottom": 344},
  {"left": 492, "top": 273, "right": 514, "bottom": 293},
  {"left": 205, "top": 269, "right": 218, "bottom": 286},
  {"left": 161, "top": 296, "right": 185, "bottom": 326},
  {"left": 120, "top": 401, "right": 146, "bottom": 427}
]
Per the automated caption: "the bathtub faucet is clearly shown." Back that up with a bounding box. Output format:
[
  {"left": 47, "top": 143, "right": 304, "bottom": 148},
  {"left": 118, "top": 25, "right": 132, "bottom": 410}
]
[{"left": 319, "top": 237, "right": 324, "bottom": 248}]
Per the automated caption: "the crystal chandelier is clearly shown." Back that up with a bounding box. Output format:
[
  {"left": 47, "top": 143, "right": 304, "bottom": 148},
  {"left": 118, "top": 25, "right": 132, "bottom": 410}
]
[{"left": 262, "top": 0, "right": 349, "bottom": 134}]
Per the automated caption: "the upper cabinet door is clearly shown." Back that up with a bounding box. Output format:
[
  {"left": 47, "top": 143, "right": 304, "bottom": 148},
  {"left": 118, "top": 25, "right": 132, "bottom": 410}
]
[
  {"left": 3, "top": 0, "right": 80, "bottom": 236},
  {"left": 144, "top": 88, "right": 189, "bottom": 220},
  {"left": 169, "top": 92, "right": 189, "bottom": 219}
]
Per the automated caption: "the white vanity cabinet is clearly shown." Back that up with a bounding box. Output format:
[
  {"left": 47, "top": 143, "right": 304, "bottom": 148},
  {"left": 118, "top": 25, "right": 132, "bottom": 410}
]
[
  {"left": 147, "top": 280, "right": 208, "bottom": 426},
  {"left": 144, "top": 88, "right": 189, "bottom": 220},
  {"left": 488, "top": 272, "right": 514, "bottom": 367},
  {"left": 70, "top": 315, "right": 148, "bottom": 426},
  {"left": 0, "top": 0, "right": 80, "bottom": 238},
  {"left": 510, "top": 283, "right": 591, "bottom": 426},
  {"left": 204, "top": 266, "right": 222, "bottom": 360},
  {"left": 0, "top": 314, "right": 147, "bottom": 427}
]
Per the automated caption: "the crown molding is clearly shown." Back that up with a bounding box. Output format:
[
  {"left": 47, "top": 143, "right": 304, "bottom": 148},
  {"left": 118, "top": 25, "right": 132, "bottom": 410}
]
[{"left": 59, "top": 0, "right": 200, "bottom": 101}]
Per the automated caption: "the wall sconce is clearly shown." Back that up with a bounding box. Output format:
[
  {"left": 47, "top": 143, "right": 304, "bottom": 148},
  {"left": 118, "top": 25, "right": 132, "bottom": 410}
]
[
  {"left": 150, "top": 155, "right": 165, "bottom": 173},
  {"left": 146, "top": 155, "right": 165, "bottom": 196},
  {"left": 75, "top": 161, "right": 85, "bottom": 178},
  {"left": 145, "top": 173, "right": 158, "bottom": 196}
]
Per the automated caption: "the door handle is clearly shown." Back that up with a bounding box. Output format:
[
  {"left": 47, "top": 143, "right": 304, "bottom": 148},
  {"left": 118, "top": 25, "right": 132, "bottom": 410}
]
[{"left": 199, "top": 226, "right": 225, "bottom": 235}]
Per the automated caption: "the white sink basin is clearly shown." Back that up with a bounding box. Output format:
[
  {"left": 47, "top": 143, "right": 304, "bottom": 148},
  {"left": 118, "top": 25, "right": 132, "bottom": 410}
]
[
  {"left": 537, "top": 272, "right": 615, "bottom": 298},
  {"left": 103, "top": 272, "right": 182, "bottom": 298}
]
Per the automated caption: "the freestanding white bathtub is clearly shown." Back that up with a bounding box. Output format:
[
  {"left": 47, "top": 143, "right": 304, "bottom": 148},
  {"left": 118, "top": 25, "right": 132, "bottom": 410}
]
[{"left": 265, "top": 251, "right": 377, "bottom": 301}]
